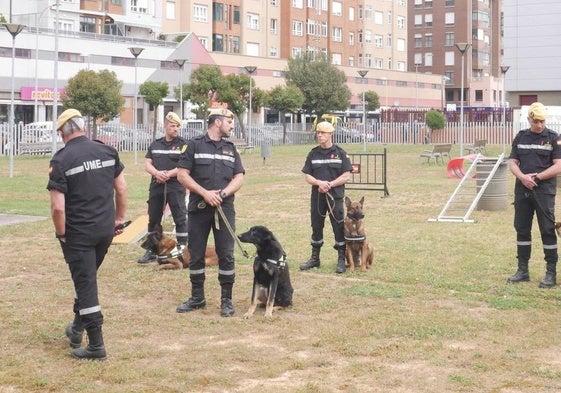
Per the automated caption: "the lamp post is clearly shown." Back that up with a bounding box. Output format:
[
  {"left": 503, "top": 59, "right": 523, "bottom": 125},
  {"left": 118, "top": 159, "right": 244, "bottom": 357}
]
[
  {"left": 5, "top": 23, "right": 25, "bottom": 178},
  {"left": 441, "top": 75, "right": 450, "bottom": 110},
  {"left": 455, "top": 42, "right": 471, "bottom": 156},
  {"left": 129, "top": 47, "right": 144, "bottom": 165},
  {"left": 500, "top": 65, "right": 510, "bottom": 154},
  {"left": 358, "top": 70, "right": 369, "bottom": 152},
  {"left": 244, "top": 66, "right": 257, "bottom": 144},
  {"left": 174, "top": 59, "right": 186, "bottom": 120}
]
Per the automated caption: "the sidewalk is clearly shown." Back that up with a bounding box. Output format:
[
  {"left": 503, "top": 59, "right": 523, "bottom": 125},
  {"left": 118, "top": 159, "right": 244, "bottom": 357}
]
[{"left": 0, "top": 214, "right": 46, "bottom": 227}]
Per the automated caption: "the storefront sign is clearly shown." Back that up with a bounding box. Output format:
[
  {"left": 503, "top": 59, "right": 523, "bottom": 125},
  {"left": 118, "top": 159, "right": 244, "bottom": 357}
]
[{"left": 20, "top": 87, "right": 65, "bottom": 101}]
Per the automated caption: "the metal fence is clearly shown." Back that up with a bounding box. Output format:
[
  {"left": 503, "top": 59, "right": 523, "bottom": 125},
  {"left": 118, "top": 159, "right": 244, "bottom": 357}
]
[{"left": 3, "top": 121, "right": 561, "bottom": 157}]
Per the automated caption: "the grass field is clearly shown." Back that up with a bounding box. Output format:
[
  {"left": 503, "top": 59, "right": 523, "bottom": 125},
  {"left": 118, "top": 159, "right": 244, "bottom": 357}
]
[{"left": 2, "top": 143, "right": 561, "bottom": 392}]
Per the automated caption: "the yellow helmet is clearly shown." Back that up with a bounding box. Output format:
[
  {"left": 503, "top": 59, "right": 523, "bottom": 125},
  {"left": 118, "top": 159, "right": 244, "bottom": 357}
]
[
  {"left": 57, "top": 109, "right": 82, "bottom": 131},
  {"left": 315, "top": 121, "right": 335, "bottom": 133}
]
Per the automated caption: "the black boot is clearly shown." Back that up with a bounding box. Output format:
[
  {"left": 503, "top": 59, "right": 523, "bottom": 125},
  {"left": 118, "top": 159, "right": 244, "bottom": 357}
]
[
  {"left": 300, "top": 246, "right": 321, "bottom": 270},
  {"left": 335, "top": 246, "right": 346, "bottom": 274},
  {"left": 539, "top": 263, "right": 557, "bottom": 288},
  {"left": 176, "top": 285, "right": 206, "bottom": 313},
  {"left": 507, "top": 260, "right": 530, "bottom": 283},
  {"left": 65, "top": 314, "right": 84, "bottom": 349},
  {"left": 72, "top": 326, "right": 106, "bottom": 361}
]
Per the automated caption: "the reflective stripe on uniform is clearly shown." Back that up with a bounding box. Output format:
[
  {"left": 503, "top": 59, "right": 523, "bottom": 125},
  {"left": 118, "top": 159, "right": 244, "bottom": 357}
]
[
  {"left": 517, "top": 144, "right": 553, "bottom": 152},
  {"left": 194, "top": 153, "right": 236, "bottom": 163},
  {"left": 151, "top": 149, "right": 182, "bottom": 155},
  {"left": 65, "top": 159, "right": 116, "bottom": 177},
  {"left": 311, "top": 158, "right": 343, "bottom": 165},
  {"left": 79, "top": 305, "right": 101, "bottom": 315},
  {"left": 218, "top": 268, "right": 235, "bottom": 276}
]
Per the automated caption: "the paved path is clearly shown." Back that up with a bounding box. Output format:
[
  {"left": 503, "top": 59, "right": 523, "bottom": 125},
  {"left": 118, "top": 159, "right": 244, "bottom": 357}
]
[{"left": 0, "top": 213, "right": 47, "bottom": 227}]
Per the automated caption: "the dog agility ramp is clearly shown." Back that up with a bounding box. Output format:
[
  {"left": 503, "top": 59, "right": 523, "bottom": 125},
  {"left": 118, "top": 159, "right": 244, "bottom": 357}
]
[{"left": 428, "top": 153, "right": 505, "bottom": 223}]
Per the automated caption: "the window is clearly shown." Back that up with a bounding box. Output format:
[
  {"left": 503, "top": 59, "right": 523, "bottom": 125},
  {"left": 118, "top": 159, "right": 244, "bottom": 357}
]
[
  {"left": 111, "top": 0, "right": 122, "bottom": 4},
  {"left": 349, "top": 7, "right": 354, "bottom": 21},
  {"left": 397, "top": 16, "right": 405, "bottom": 29},
  {"left": 349, "top": 56, "right": 355, "bottom": 67},
  {"left": 213, "top": 34, "right": 224, "bottom": 51},
  {"left": 445, "top": 51, "right": 455, "bottom": 66},
  {"left": 397, "top": 61, "right": 406, "bottom": 71},
  {"left": 233, "top": 6, "right": 240, "bottom": 24},
  {"left": 414, "top": 0, "right": 422, "bottom": 7},
  {"left": 58, "top": 52, "right": 82, "bottom": 62},
  {"left": 425, "top": 34, "right": 432, "bottom": 47},
  {"left": 414, "top": 53, "right": 423, "bottom": 65},
  {"left": 475, "top": 90, "right": 483, "bottom": 101},
  {"left": 80, "top": 16, "right": 96, "bottom": 33},
  {"left": 445, "top": 0, "right": 454, "bottom": 5},
  {"left": 292, "top": 0, "right": 303, "bottom": 8},
  {"left": 247, "top": 42, "right": 259, "bottom": 56},
  {"left": 364, "top": 29, "right": 372, "bottom": 43},
  {"left": 365, "top": 54, "right": 372, "bottom": 67},
  {"left": 247, "top": 13, "right": 259, "bottom": 30},
  {"left": 332, "top": 1, "right": 342, "bottom": 16},
  {"left": 397, "top": 38, "right": 406, "bottom": 52},
  {"left": 194, "top": 5, "right": 208, "bottom": 22},
  {"left": 445, "top": 32, "right": 454, "bottom": 46},
  {"left": 270, "top": 0, "right": 278, "bottom": 5},
  {"left": 349, "top": 32, "right": 355, "bottom": 45},
  {"left": 270, "top": 18, "right": 278, "bottom": 34},
  {"left": 270, "top": 46, "right": 278, "bottom": 58},
  {"left": 292, "top": 47, "right": 302, "bottom": 57},
  {"left": 424, "top": 53, "right": 433, "bottom": 66},
  {"left": 292, "top": 20, "right": 303, "bottom": 36},
  {"left": 425, "top": 14, "right": 433, "bottom": 27},
  {"left": 387, "top": 34, "right": 392, "bottom": 47},
  {"left": 387, "top": 11, "right": 392, "bottom": 24},
  {"left": 199, "top": 37, "right": 209, "bottom": 50},
  {"left": 307, "top": 19, "right": 317, "bottom": 35},
  {"left": 374, "top": 57, "right": 383, "bottom": 69},
  {"left": 131, "top": 0, "right": 148, "bottom": 14},
  {"left": 332, "top": 53, "right": 342, "bottom": 65},
  {"left": 425, "top": 0, "right": 433, "bottom": 8},
  {"left": 364, "top": 5, "right": 373, "bottom": 20},
  {"left": 332, "top": 27, "right": 342, "bottom": 42},
  {"left": 374, "top": 35, "right": 383, "bottom": 48},
  {"left": 320, "top": 22, "right": 327, "bottom": 37},
  {"left": 414, "top": 14, "right": 422, "bottom": 26},
  {"left": 232, "top": 36, "right": 240, "bottom": 53},
  {"left": 374, "top": 11, "right": 383, "bottom": 25},
  {"left": 166, "top": 1, "right": 176, "bottom": 20},
  {"left": 445, "top": 12, "right": 455, "bottom": 25},
  {"left": 213, "top": 3, "right": 223, "bottom": 22},
  {"left": 414, "top": 34, "right": 422, "bottom": 48},
  {"left": 111, "top": 56, "right": 135, "bottom": 66}
]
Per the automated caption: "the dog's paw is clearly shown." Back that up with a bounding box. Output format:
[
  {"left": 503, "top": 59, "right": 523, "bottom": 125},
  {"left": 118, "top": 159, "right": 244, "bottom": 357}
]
[{"left": 242, "top": 312, "right": 254, "bottom": 319}]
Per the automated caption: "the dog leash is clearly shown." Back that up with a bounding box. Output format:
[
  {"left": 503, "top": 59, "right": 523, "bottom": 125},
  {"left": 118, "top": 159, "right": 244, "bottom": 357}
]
[
  {"left": 318, "top": 192, "right": 345, "bottom": 224},
  {"left": 529, "top": 189, "right": 559, "bottom": 236},
  {"left": 215, "top": 204, "right": 251, "bottom": 259}
]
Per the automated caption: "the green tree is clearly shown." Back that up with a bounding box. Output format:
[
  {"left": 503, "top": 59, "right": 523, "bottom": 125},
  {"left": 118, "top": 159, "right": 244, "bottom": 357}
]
[
  {"left": 139, "top": 81, "right": 169, "bottom": 139},
  {"left": 62, "top": 69, "right": 124, "bottom": 139},
  {"left": 425, "top": 109, "right": 446, "bottom": 130},
  {"left": 284, "top": 53, "right": 351, "bottom": 120},
  {"left": 186, "top": 65, "right": 228, "bottom": 119},
  {"left": 266, "top": 85, "right": 304, "bottom": 144},
  {"left": 364, "top": 91, "right": 381, "bottom": 112}
]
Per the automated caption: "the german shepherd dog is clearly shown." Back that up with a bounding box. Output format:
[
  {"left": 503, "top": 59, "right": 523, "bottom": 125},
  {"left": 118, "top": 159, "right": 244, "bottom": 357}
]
[
  {"left": 237, "top": 226, "right": 294, "bottom": 318},
  {"left": 140, "top": 224, "right": 218, "bottom": 270},
  {"left": 344, "top": 196, "right": 374, "bottom": 272}
]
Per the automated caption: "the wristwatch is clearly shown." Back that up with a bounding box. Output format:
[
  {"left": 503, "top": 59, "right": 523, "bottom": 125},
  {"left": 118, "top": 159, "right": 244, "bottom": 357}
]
[{"left": 219, "top": 190, "right": 227, "bottom": 199}]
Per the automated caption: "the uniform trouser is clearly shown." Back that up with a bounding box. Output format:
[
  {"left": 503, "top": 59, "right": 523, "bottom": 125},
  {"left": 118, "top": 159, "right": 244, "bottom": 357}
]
[
  {"left": 310, "top": 190, "right": 346, "bottom": 249},
  {"left": 187, "top": 204, "right": 236, "bottom": 296},
  {"left": 147, "top": 188, "right": 188, "bottom": 245},
  {"left": 60, "top": 234, "right": 113, "bottom": 330},
  {"left": 513, "top": 191, "right": 558, "bottom": 265}
]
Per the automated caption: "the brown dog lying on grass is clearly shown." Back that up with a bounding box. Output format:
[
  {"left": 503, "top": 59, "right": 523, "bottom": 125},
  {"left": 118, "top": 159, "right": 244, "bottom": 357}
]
[
  {"left": 139, "top": 224, "right": 218, "bottom": 270},
  {"left": 344, "top": 196, "right": 374, "bottom": 272}
]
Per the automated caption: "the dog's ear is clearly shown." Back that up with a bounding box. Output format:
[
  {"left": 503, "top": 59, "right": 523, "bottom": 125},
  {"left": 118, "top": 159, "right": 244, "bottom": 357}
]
[
  {"left": 154, "top": 223, "right": 163, "bottom": 234},
  {"left": 359, "top": 196, "right": 365, "bottom": 207},
  {"left": 345, "top": 196, "right": 351, "bottom": 209}
]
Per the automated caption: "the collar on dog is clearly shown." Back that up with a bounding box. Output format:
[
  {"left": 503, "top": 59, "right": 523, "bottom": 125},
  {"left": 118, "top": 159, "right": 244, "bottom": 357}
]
[
  {"left": 157, "top": 246, "right": 184, "bottom": 262},
  {"left": 346, "top": 213, "right": 365, "bottom": 221},
  {"left": 344, "top": 235, "right": 365, "bottom": 242},
  {"left": 266, "top": 254, "right": 287, "bottom": 270}
]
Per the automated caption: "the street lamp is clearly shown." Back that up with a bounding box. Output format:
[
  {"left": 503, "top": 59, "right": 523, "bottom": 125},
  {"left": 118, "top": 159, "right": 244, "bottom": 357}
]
[
  {"left": 358, "top": 70, "right": 369, "bottom": 152},
  {"left": 129, "top": 46, "right": 144, "bottom": 165},
  {"left": 455, "top": 42, "right": 471, "bottom": 156},
  {"left": 5, "top": 23, "right": 25, "bottom": 178},
  {"left": 500, "top": 65, "right": 510, "bottom": 154},
  {"left": 174, "top": 59, "right": 186, "bottom": 120},
  {"left": 244, "top": 66, "right": 257, "bottom": 144}
]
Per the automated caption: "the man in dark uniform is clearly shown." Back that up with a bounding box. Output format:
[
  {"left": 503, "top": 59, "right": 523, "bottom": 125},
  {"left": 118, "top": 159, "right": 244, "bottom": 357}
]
[
  {"left": 138, "top": 111, "right": 188, "bottom": 263},
  {"left": 176, "top": 108, "right": 245, "bottom": 317},
  {"left": 300, "top": 121, "right": 353, "bottom": 273},
  {"left": 508, "top": 102, "right": 561, "bottom": 288},
  {"left": 47, "top": 109, "right": 127, "bottom": 360}
]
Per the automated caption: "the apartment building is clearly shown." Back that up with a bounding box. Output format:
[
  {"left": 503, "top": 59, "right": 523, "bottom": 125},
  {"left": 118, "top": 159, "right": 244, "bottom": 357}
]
[
  {"left": 408, "top": 0, "right": 504, "bottom": 110},
  {"left": 0, "top": 0, "right": 443, "bottom": 126}
]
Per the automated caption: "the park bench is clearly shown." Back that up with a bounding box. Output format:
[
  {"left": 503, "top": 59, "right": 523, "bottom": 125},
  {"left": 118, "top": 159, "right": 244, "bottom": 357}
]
[
  {"left": 18, "top": 141, "right": 63, "bottom": 155},
  {"left": 229, "top": 138, "right": 255, "bottom": 154},
  {"left": 466, "top": 139, "right": 487, "bottom": 154},
  {"left": 419, "top": 143, "right": 452, "bottom": 165}
]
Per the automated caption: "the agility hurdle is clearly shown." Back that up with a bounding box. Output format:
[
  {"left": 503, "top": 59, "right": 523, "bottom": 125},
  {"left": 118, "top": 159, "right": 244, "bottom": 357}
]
[{"left": 347, "top": 149, "right": 389, "bottom": 197}]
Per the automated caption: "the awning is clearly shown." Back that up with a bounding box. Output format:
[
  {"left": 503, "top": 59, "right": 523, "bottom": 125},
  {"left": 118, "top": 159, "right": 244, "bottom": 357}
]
[{"left": 105, "top": 13, "right": 160, "bottom": 30}]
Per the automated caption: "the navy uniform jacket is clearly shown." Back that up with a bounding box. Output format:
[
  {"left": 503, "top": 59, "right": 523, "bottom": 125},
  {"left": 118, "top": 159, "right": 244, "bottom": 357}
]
[
  {"left": 302, "top": 144, "right": 353, "bottom": 199},
  {"left": 47, "top": 136, "right": 124, "bottom": 238},
  {"left": 178, "top": 134, "right": 245, "bottom": 212},
  {"left": 146, "top": 136, "right": 187, "bottom": 193},
  {"left": 510, "top": 128, "right": 561, "bottom": 195}
]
